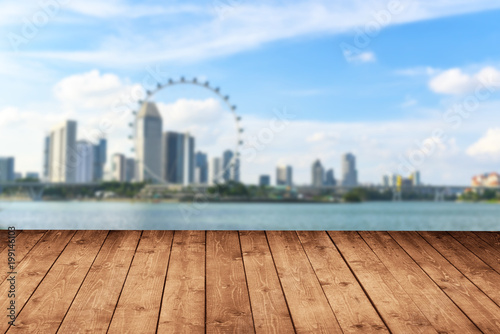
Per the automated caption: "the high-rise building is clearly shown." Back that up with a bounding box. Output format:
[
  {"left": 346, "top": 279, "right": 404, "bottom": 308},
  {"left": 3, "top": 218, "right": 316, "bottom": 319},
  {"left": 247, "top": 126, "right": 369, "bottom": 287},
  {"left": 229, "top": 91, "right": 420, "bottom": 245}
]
[
  {"left": 26, "top": 172, "right": 39, "bottom": 180},
  {"left": 162, "top": 131, "right": 195, "bottom": 185},
  {"left": 43, "top": 135, "right": 50, "bottom": 181},
  {"left": 259, "top": 175, "right": 270, "bottom": 187},
  {"left": 276, "top": 165, "right": 292, "bottom": 186},
  {"left": 135, "top": 102, "right": 162, "bottom": 183},
  {"left": 125, "top": 158, "right": 135, "bottom": 182},
  {"left": 112, "top": 153, "right": 126, "bottom": 182},
  {"left": 92, "top": 138, "right": 107, "bottom": 181},
  {"left": 195, "top": 152, "right": 208, "bottom": 184},
  {"left": 311, "top": 160, "right": 324, "bottom": 187},
  {"left": 325, "top": 169, "right": 336, "bottom": 186},
  {"left": 183, "top": 133, "right": 195, "bottom": 186},
  {"left": 0, "top": 157, "right": 15, "bottom": 182},
  {"left": 48, "top": 120, "right": 77, "bottom": 183},
  {"left": 382, "top": 175, "right": 389, "bottom": 187},
  {"left": 76, "top": 140, "right": 94, "bottom": 183},
  {"left": 14, "top": 173, "right": 22, "bottom": 180},
  {"left": 209, "top": 157, "right": 222, "bottom": 185},
  {"left": 341, "top": 153, "right": 358, "bottom": 187},
  {"left": 231, "top": 156, "right": 240, "bottom": 182},
  {"left": 411, "top": 171, "right": 421, "bottom": 186},
  {"left": 222, "top": 150, "right": 234, "bottom": 182}
]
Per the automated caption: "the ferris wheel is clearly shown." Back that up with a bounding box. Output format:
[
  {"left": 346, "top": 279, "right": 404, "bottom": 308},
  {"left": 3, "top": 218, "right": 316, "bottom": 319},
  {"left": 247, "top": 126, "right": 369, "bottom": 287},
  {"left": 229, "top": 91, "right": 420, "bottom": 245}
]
[{"left": 128, "top": 77, "right": 244, "bottom": 184}]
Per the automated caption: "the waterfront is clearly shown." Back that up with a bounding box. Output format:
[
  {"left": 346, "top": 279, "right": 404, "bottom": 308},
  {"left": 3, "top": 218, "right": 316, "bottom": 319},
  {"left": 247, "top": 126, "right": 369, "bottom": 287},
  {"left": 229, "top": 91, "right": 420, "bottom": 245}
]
[{"left": 1, "top": 201, "right": 499, "bottom": 230}]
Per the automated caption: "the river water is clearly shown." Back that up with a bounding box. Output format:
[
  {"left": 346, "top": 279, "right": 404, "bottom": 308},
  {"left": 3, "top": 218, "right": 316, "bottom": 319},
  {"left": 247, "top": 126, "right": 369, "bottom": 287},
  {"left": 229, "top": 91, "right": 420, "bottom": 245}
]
[{"left": 1, "top": 201, "right": 499, "bottom": 230}]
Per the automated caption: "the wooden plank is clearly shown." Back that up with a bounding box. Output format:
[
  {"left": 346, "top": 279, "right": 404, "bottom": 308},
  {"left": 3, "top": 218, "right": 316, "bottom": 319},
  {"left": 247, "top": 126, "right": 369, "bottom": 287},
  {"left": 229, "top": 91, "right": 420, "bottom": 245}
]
[
  {"left": 108, "top": 230, "right": 173, "bottom": 334},
  {"left": 267, "top": 231, "right": 342, "bottom": 333},
  {"left": 450, "top": 232, "right": 500, "bottom": 274},
  {"left": 0, "top": 229, "right": 18, "bottom": 253},
  {"left": 7, "top": 230, "right": 108, "bottom": 333},
  {"left": 297, "top": 231, "right": 388, "bottom": 333},
  {"left": 360, "top": 231, "right": 480, "bottom": 333},
  {"left": 419, "top": 231, "right": 500, "bottom": 306},
  {"left": 475, "top": 232, "right": 500, "bottom": 249},
  {"left": 0, "top": 230, "right": 46, "bottom": 282},
  {"left": 158, "top": 230, "right": 205, "bottom": 334},
  {"left": 206, "top": 231, "right": 254, "bottom": 333},
  {"left": 239, "top": 231, "right": 295, "bottom": 334},
  {"left": 0, "top": 230, "right": 76, "bottom": 333},
  {"left": 57, "top": 230, "right": 141, "bottom": 334},
  {"left": 328, "top": 231, "right": 436, "bottom": 334},
  {"left": 390, "top": 231, "right": 500, "bottom": 333}
]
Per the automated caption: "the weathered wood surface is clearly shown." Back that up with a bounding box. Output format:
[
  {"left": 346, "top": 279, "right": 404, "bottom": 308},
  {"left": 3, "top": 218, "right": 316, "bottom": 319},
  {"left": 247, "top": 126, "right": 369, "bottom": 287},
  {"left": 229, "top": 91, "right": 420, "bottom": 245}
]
[{"left": 1, "top": 230, "right": 499, "bottom": 333}]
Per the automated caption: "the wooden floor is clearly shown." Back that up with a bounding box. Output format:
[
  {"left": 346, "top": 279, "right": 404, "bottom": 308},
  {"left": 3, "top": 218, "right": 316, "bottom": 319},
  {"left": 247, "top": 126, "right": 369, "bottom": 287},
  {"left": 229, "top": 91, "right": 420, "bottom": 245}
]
[{"left": 1, "top": 231, "right": 500, "bottom": 333}]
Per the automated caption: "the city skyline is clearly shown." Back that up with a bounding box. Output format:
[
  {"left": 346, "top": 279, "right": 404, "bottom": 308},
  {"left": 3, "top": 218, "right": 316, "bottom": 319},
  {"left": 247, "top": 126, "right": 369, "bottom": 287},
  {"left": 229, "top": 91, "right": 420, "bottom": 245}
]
[{"left": 1, "top": 2, "right": 500, "bottom": 184}]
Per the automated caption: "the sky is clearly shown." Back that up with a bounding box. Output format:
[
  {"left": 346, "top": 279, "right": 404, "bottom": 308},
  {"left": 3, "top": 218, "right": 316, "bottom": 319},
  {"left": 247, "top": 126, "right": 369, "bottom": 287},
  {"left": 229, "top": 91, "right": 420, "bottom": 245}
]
[{"left": 1, "top": 0, "right": 500, "bottom": 185}]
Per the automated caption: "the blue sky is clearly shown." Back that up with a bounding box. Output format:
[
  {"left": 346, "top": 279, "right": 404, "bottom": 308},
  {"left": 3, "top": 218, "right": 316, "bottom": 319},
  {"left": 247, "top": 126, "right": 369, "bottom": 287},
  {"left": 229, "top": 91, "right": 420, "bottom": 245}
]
[{"left": 1, "top": 0, "right": 500, "bottom": 184}]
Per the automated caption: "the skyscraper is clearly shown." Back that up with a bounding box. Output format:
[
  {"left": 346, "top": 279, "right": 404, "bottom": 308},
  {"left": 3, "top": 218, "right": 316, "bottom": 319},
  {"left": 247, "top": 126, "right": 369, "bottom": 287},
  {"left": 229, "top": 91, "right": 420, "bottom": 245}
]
[
  {"left": 112, "top": 153, "right": 126, "bottom": 182},
  {"left": 195, "top": 152, "right": 208, "bottom": 184},
  {"left": 325, "top": 169, "right": 336, "bottom": 186},
  {"left": 0, "top": 157, "right": 15, "bottom": 182},
  {"left": 276, "top": 165, "right": 292, "bottom": 186},
  {"left": 222, "top": 150, "right": 234, "bottom": 182},
  {"left": 259, "top": 175, "right": 270, "bottom": 187},
  {"left": 231, "top": 156, "right": 240, "bottom": 182},
  {"left": 311, "top": 159, "right": 324, "bottom": 187},
  {"left": 43, "top": 135, "right": 50, "bottom": 181},
  {"left": 48, "top": 120, "right": 77, "bottom": 183},
  {"left": 341, "top": 153, "right": 358, "bottom": 187},
  {"left": 76, "top": 140, "right": 94, "bottom": 183},
  {"left": 411, "top": 171, "right": 421, "bottom": 186},
  {"left": 162, "top": 131, "right": 195, "bottom": 185},
  {"left": 125, "top": 158, "right": 135, "bottom": 182},
  {"left": 209, "top": 157, "right": 222, "bottom": 185},
  {"left": 183, "top": 133, "right": 195, "bottom": 186},
  {"left": 26, "top": 172, "right": 39, "bottom": 179},
  {"left": 92, "top": 138, "right": 107, "bottom": 181},
  {"left": 135, "top": 102, "right": 162, "bottom": 183}
]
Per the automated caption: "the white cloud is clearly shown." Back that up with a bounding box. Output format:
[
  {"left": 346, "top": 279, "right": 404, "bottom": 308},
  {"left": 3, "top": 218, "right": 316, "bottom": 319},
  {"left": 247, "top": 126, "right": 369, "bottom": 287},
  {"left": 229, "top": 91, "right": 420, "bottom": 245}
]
[
  {"left": 53, "top": 70, "right": 140, "bottom": 111},
  {"left": 395, "top": 67, "right": 437, "bottom": 77},
  {"left": 429, "top": 67, "right": 500, "bottom": 95},
  {"left": 8, "top": 1, "right": 500, "bottom": 67},
  {"left": 400, "top": 96, "right": 418, "bottom": 108},
  {"left": 64, "top": 1, "right": 201, "bottom": 18},
  {"left": 466, "top": 128, "right": 500, "bottom": 159},
  {"left": 344, "top": 51, "right": 376, "bottom": 64}
]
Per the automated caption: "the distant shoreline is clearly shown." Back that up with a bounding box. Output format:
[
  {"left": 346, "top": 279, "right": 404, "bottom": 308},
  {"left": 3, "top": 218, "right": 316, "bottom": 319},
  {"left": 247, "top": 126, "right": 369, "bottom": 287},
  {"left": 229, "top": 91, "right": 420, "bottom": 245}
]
[{"left": 1, "top": 197, "right": 499, "bottom": 204}]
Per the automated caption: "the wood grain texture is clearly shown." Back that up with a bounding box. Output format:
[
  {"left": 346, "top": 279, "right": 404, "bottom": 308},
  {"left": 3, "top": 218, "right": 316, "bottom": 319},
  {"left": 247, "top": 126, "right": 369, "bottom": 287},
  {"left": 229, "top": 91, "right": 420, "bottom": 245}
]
[
  {"left": 0, "top": 230, "right": 45, "bottom": 282},
  {"left": 206, "top": 231, "right": 254, "bottom": 334},
  {"left": 390, "top": 231, "right": 500, "bottom": 333},
  {"left": 360, "top": 231, "right": 479, "bottom": 333},
  {"left": 450, "top": 231, "right": 500, "bottom": 274},
  {"left": 57, "top": 230, "right": 141, "bottom": 334},
  {"left": 158, "top": 230, "right": 206, "bottom": 334},
  {"left": 266, "top": 231, "right": 343, "bottom": 334},
  {"left": 297, "top": 231, "right": 388, "bottom": 334},
  {"left": 7, "top": 230, "right": 108, "bottom": 334},
  {"left": 0, "top": 230, "right": 76, "bottom": 333},
  {"left": 3, "top": 230, "right": 499, "bottom": 334},
  {"left": 239, "top": 231, "right": 295, "bottom": 334},
  {"left": 329, "top": 231, "right": 436, "bottom": 334},
  {"left": 475, "top": 232, "right": 500, "bottom": 250},
  {"left": 419, "top": 231, "right": 500, "bottom": 306},
  {"left": 0, "top": 229, "right": 18, "bottom": 253},
  {"left": 108, "top": 230, "right": 173, "bottom": 334}
]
